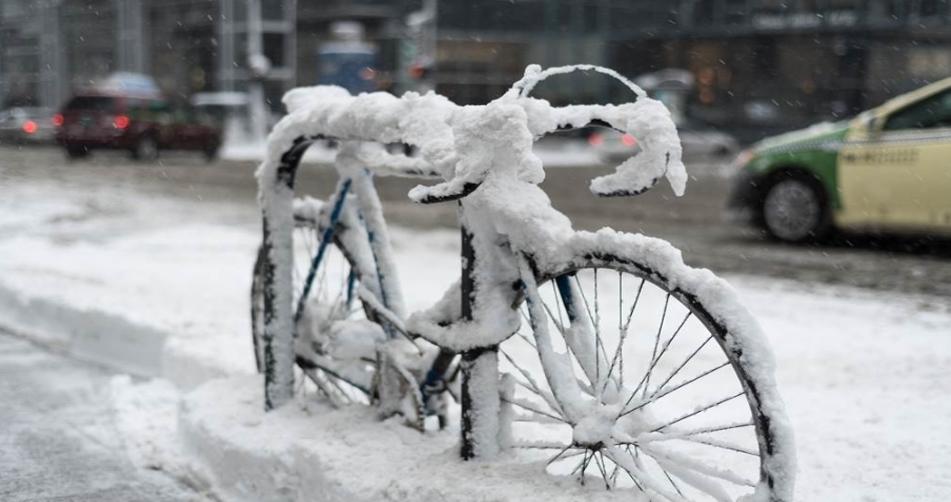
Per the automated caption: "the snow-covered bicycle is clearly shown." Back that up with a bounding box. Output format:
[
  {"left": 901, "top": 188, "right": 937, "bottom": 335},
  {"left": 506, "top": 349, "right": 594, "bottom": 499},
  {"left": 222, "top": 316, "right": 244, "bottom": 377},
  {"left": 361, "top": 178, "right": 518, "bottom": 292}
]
[{"left": 252, "top": 65, "right": 795, "bottom": 501}]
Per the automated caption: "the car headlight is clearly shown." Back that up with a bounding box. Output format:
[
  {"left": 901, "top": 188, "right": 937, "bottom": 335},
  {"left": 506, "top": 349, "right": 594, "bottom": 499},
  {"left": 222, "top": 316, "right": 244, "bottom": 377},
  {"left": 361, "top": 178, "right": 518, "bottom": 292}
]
[{"left": 734, "top": 149, "right": 755, "bottom": 170}]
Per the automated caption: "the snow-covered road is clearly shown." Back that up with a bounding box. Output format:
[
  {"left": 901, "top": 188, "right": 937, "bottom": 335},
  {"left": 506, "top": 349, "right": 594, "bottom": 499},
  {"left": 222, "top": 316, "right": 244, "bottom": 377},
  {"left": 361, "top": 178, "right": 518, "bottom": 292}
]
[
  {"left": 1, "top": 157, "right": 949, "bottom": 501},
  {"left": 0, "top": 331, "right": 201, "bottom": 501}
]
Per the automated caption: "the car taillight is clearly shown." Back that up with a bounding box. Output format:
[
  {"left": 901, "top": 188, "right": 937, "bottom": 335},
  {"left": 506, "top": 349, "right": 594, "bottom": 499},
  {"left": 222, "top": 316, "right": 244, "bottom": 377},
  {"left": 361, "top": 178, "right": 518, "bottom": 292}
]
[
  {"left": 52, "top": 114, "right": 64, "bottom": 127},
  {"left": 588, "top": 132, "right": 604, "bottom": 146},
  {"left": 621, "top": 133, "right": 637, "bottom": 147},
  {"left": 113, "top": 115, "right": 130, "bottom": 129},
  {"left": 22, "top": 120, "right": 38, "bottom": 134}
]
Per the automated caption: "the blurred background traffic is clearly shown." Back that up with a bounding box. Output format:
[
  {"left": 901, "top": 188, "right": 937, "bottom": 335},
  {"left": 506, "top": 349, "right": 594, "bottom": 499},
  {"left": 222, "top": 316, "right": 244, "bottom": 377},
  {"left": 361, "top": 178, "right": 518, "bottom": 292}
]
[
  {"left": 4, "top": 0, "right": 950, "bottom": 145},
  {"left": 1, "top": 0, "right": 950, "bottom": 294}
]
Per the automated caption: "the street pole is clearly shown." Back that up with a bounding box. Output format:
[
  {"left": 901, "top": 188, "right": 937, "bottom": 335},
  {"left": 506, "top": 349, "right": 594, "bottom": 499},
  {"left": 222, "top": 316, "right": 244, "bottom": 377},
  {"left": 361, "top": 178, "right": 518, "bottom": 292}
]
[
  {"left": 247, "top": 0, "right": 269, "bottom": 144},
  {"left": 404, "top": 0, "right": 437, "bottom": 93},
  {"left": 39, "top": 0, "right": 65, "bottom": 109}
]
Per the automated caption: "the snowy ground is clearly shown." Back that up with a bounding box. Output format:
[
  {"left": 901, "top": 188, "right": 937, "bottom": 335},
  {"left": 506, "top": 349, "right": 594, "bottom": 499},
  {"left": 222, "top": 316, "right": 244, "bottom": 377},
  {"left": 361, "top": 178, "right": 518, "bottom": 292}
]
[
  {"left": 1, "top": 170, "right": 950, "bottom": 501},
  {"left": 0, "top": 332, "right": 203, "bottom": 501}
]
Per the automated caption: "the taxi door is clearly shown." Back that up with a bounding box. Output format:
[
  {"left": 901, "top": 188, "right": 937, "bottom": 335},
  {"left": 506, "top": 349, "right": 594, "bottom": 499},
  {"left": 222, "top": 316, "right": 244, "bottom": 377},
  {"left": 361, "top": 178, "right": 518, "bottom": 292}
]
[{"left": 838, "top": 88, "right": 951, "bottom": 233}]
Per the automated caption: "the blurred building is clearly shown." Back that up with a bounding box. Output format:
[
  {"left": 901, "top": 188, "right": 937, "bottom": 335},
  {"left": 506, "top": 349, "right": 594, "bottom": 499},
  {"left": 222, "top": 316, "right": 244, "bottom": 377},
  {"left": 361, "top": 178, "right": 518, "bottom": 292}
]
[
  {"left": 0, "top": 0, "right": 296, "bottom": 111},
  {"left": 428, "top": 0, "right": 951, "bottom": 137},
  {"left": 2, "top": 0, "right": 951, "bottom": 139}
]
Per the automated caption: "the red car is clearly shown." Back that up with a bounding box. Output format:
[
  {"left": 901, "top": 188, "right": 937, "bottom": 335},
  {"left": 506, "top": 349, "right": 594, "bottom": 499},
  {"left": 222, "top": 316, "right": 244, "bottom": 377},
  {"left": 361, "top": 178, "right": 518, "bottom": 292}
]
[{"left": 56, "top": 92, "right": 223, "bottom": 161}]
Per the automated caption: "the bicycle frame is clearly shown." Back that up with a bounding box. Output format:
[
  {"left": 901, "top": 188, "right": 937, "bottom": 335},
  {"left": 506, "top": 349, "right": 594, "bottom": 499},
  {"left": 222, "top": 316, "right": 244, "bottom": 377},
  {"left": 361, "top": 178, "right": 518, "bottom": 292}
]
[{"left": 282, "top": 153, "right": 505, "bottom": 457}]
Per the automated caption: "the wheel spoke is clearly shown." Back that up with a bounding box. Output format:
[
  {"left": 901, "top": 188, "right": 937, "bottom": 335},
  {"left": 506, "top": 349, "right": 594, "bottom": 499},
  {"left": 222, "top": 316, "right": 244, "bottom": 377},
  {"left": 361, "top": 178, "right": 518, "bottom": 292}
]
[
  {"left": 617, "top": 292, "right": 669, "bottom": 413},
  {"left": 538, "top": 283, "right": 601, "bottom": 393},
  {"left": 632, "top": 421, "right": 755, "bottom": 441},
  {"left": 654, "top": 453, "right": 733, "bottom": 502},
  {"left": 641, "top": 442, "right": 757, "bottom": 487},
  {"left": 620, "top": 429, "right": 760, "bottom": 466},
  {"left": 512, "top": 412, "right": 563, "bottom": 424},
  {"left": 324, "top": 266, "right": 351, "bottom": 322},
  {"left": 672, "top": 434, "right": 759, "bottom": 457},
  {"left": 547, "top": 446, "right": 585, "bottom": 466},
  {"left": 652, "top": 335, "right": 714, "bottom": 397},
  {"left": 622, "top": 277, "right": 647, "bottom": 333},
  {"left": 501, "top": 396, "right": 569, "bottom": 424},
  {"left": 650, "top": 390, "right": 746, "bottom": 432},
  {"left": 626, "top": 309, "right": 691, "bottom": 404},
  {"left": 604, "top": 446, "right": 684, "bottom": 502},
  {"left": 601, "top": 321, "right": 630, "bottom": 396},
  {"left": 593, "top": 268, "right": 602, "bottom": 394},
  {"left": 551, "top": 280, "right": 565, "bottom": 327},
  {"left": 579, "top": 449, "right": 593, "bottom": 484},
  {"left": 518, "top": 262, "right": 589, "bottom": 422},
  {"left": 622, "top": 360, "right": 732, "bottom": 417},
  {"left": 540, "top": 299, "right": 568, "bottom": 336},
  {"left": 594, "top": 450, "right": 611, "bottom": 489},
  {"left": 614, "top": 446, "right": 645, "bottom": 493},
  {"left": 572, "top": 274, "right": 609, "bottom": 379},
  {"left": 315, "top": 249, "right": 330, "bottom": 302},
  {"left": 505, "top": 264, "right": 766, "bottom": 497},
  {"left": 570, "top": 449, "right": 593, "bottom": 481},
  {"left": 642, "top": 292, "right": 670, "bottom": 398},
  {"left": 500, "top": 348, "right": 564, "bottom": 417},
  {"left": 644, "top": 451, "right": 687, "bottom": 499},
  {"left": 662, "top": 469, "right": 687, "bottom": 499},
  {"left": 515, "top": 330, "right": 537, "bottom": 350}
]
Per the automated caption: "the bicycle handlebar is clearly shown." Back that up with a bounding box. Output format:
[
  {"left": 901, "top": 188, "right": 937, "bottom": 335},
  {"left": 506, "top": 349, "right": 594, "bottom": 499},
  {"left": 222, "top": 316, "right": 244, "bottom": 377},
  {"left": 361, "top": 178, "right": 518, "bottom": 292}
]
[
  {"left": 270, "top": 65, "right": 686, "bottom": 203},
  {"left": 510, "top": 64, "right": 647, "bottom": 100}
]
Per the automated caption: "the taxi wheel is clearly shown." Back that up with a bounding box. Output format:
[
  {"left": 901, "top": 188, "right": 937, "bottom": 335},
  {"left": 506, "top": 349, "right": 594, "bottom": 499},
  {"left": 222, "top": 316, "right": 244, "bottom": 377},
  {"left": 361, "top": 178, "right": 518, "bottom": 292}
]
[{"left": 761, "top": 175, "right": 830, "bottom": 243}]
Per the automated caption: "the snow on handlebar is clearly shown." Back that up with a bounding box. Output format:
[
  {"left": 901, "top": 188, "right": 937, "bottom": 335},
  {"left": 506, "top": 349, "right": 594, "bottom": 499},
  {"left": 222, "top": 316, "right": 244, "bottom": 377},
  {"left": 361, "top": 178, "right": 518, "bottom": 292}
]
[
  {"left": 267, "top": 64, "right": 686, "bottom": 203},
  {"left": 505, "top": 64, "right": 686, "bottom": 197}
]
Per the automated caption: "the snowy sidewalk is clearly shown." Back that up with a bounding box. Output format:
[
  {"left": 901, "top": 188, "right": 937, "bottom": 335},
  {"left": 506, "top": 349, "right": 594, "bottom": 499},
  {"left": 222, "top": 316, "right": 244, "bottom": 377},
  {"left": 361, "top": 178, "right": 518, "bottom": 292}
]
[{"left": 1, "top": 184, "right": 950, "bottom": 501}]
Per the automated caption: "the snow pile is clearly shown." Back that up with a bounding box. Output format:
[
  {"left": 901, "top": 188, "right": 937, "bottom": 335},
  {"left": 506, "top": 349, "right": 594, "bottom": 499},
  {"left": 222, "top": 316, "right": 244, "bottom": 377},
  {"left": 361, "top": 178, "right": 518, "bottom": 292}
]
[
  {"left": 0, "top": 223, "right": 259, "bottom": 388},
  {"left": 177, "top": 375, "right": 641, "bottom": 502}
]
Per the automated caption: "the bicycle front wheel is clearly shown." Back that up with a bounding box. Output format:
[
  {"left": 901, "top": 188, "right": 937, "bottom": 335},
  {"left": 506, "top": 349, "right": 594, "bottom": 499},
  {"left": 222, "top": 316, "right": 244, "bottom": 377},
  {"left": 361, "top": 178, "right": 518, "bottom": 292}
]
[{"left": 502, "top": 237, "right": 794, "bottom": 501}]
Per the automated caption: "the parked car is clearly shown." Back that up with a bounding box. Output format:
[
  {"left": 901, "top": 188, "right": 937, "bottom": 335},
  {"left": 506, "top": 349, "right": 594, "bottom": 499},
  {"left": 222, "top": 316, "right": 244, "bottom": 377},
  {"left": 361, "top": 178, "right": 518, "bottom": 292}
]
[
  {"left": 55, "top": 92, "right": 223, "bottom": 161},
  {"left": 728, "top": 77, "right": 951, "bottom": 243},
  {"left": 589, "top": 118, "right": 738, "bottom": 163},
  {"left": 0, "top": 107, "right": 57, "bottom": 145}
]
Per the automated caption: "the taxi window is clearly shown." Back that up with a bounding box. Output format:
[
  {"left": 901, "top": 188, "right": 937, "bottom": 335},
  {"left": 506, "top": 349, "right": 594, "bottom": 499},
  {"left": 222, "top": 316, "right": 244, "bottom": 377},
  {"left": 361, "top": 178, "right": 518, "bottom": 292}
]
[{"left": 883, "top": 89, "right": 951, "bottom": 131}]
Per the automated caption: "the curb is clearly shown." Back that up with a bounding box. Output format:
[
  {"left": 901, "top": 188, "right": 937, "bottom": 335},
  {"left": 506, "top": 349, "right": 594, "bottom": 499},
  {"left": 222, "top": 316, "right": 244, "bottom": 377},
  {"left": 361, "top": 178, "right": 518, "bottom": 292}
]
[{"left": 0, "top": 282, "right": 240, "bottom": 389}]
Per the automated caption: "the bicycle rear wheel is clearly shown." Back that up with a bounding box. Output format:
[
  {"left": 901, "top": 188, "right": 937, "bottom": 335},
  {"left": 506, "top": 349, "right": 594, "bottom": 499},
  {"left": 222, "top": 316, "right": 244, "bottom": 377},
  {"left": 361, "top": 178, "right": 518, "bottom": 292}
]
[
  {"left": 502, "top": 242, "right": 793, "bottom": 501},
  {"left": 251, "top": 198, "right": 377, "bottom": 406}
]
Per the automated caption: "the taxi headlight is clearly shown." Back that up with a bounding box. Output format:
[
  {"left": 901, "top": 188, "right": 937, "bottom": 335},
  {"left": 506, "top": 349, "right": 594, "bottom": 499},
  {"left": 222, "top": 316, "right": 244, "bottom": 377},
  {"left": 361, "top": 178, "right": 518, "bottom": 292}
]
[{"left": 734, "top": 149, "right": 755, "bottom": 170}]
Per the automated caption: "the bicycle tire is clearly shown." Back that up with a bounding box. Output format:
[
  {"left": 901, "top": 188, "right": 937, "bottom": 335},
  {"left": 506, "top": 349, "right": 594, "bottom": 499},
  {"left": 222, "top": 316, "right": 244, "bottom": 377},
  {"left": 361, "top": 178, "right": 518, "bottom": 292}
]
[{"left": 502, "top": 232, "right": 794, "bottom": 501}]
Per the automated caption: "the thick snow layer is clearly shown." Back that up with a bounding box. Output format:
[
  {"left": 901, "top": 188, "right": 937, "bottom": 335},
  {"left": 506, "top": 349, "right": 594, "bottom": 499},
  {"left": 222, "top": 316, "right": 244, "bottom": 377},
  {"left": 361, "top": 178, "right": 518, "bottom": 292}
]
[
  {"left": 178, "top": 375, "right": 640, "bottom": 502},
  {"left": 261, "top": 65, "right": 685, "bottom": 207},
  {"left": 2, "top": 187, "right": 950, "bottom": 501}
]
